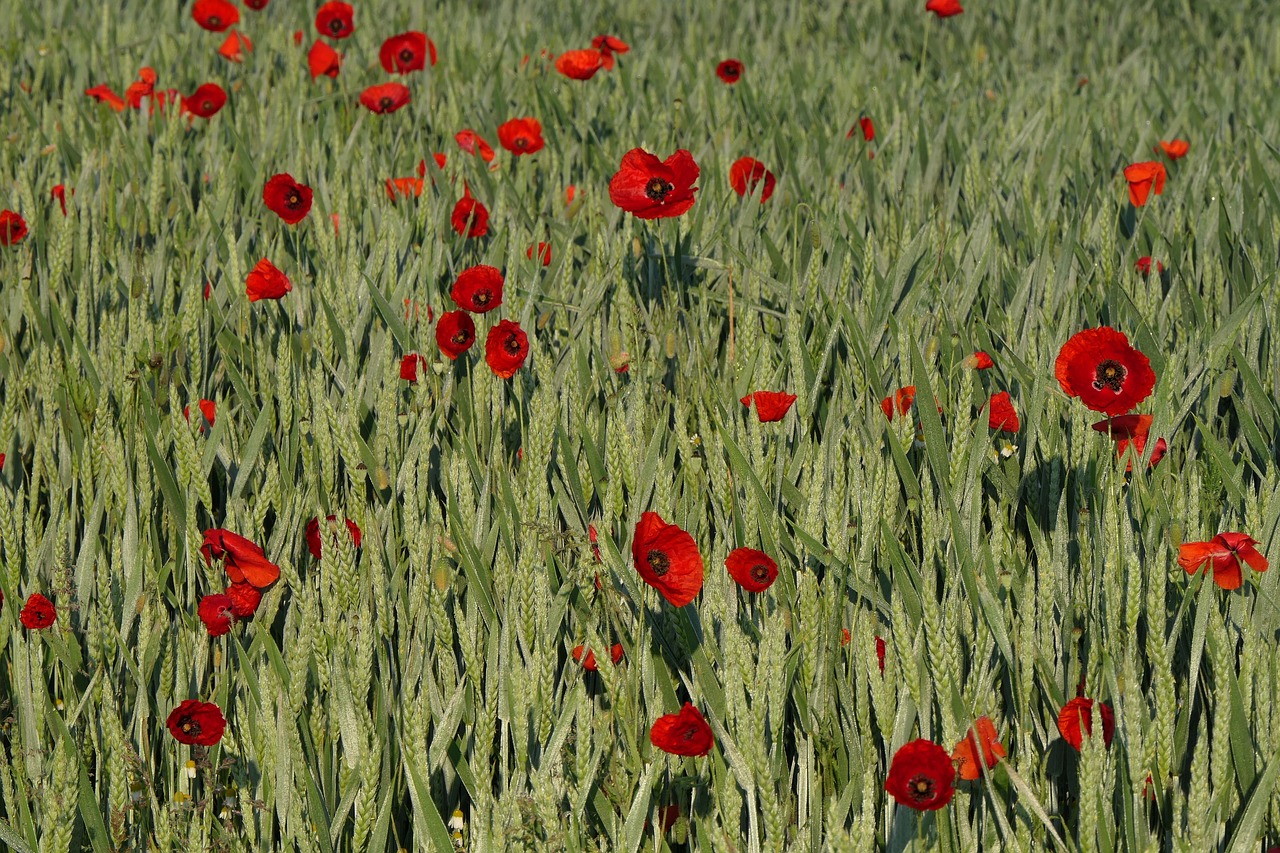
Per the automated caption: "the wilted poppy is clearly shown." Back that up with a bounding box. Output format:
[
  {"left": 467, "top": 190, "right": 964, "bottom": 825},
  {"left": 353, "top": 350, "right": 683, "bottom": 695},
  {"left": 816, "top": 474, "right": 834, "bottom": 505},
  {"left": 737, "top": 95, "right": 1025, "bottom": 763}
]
[
  {"left": 1135, "top": 256, "right": 1164, "bottom": 277},
  {"left": 262, "top": 173, "right": 313, "bottom": 224},
  {"left": 988, "top": 391, "right": 1019, "bottom": 432},
  {"left": 925, "top": 0, "right": 964, "bottom": 16},
  {"left": 740, "top": 391, "right": 797, "bottom": 422},
  {"left": 724, "top": 547, "right": 779, "bottom": 592},
  {"left": 380, "top": 31, "right": 436, "bottom": 73},
  {"left": 386, "top": 177, "right": 424, "bottom": 200},
  {"left": 451, "top": 265, "right": 504, "bottom": 313},
  {"left": 85, "top": 84, "right": 126, "bottom": 111},
  {"left": 308, "top": 40, "right": 342, "bottom": 79},
  {"left": 360, "top": 82, "right": 411, "bottom": 114},
  {"left": 435, "top": 310, "right": 476, "bottom": 359},
  {"left": 304, "top": 515, "right": 363, "bottom": 560},
  {"left": 0, "top": 210, "right": 28, "bottom": 246},
  {"left": 166, "top": 700, "right": 226, "bottom": 746},
  {"left": 1123, "top": 161, "right": 1166, "bottom": 207},
  {"left": 1092, "top": 414, "right": 1167, "bottom": 470},
  {"left": 198, "top": 594, "right": 235, "bottom": 637},
  {"left": 315, "top": 1, "right": 354, "bottom": 38},
  {"left": 485, "top": 320, "right": 530, "bottom": 379},
  {"left": 497, "top": 117, "right": 545, "bottom": 155},
  {"left": 555, "top": 49, "right": 605, "bottom": 80},
  {"left": 1054, "top": 327, "right": 1155, "bottom": 416},
  {"left": 1156, "top": 139, "right": 1189, "bottom": 160},
  {"left": 609, "top": 148, "right": 699, "bottom": 219},
  {"left": 965, "top": 351, "right": 993, "bottom": 370},
  {"left": 880, "top": 386, "right": 917, "bottom": 421},
  {"left": 184, "top": 83, "right": 227, "bottom": 118},
  {"left": 716, "top": 59, "right": 743, "bottom": 83},
  {"left": 1057, "top": 697, "right": 1115, "bottom": 750},
  {"left": 455, "top": 129, "right": 495, "bottom": 162},
  {"left": 572, "top": 643, "right": 624, "bottom": 671},
  {"left": 450, "top": 192, "right": 490, "bottom": 238},
  {"left": 884, "top": 739, "right": 957, "bottom": 810},
  {"left": 19, "top": 593, "right": 56, "bottom": 630},
  {"left": 649, "top": 703, "right": 713, "bottom": 756},
  {"left": 218, "top": 31, "right": 252, "bottom": 62},
  {"left": 952, "top": 717, "right": 1007, "bottom": 780},
  {"left": 183, "top": 399, "right": 217, "bottom": 430},
  {"left": 527, "top": 242, "right": 552, "bottom": 266},
  {"left": 632, "top": 511, "right": 704, "bottom": 607},
  {"left": 593, "top": 34, "right": 630, "bottom": 69},
  {"left": 201, "top": 528, "right": 281, "bottom": 588},
  {"left": 192, "top": 0, "right": 239, "bottom": 32},
  {"left": 728, "top": 157, "right": 776, "bottom": 202},
  {"left": 400, "top": 353, "right": 423, "bottom": 381},
  {"left": 245, "top": 258, "right": 291, "bottom": 301},
  {"left": 225, "top": 581, "right": 262, "bottom": 618},
  {"left": 1178, "top": 532, "right": 1269, "bottom": 590}
]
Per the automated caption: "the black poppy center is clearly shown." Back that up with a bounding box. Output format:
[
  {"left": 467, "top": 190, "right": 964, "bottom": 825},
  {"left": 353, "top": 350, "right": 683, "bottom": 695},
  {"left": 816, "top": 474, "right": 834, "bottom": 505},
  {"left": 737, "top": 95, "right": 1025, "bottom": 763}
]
[
  {"left": 452, "top": 330, "right": 470, "bottom": 346},
  {"left": 328, "top": 19, "right": 345, "bottom": 35},
  {"left": 749, "top": 564, "right": 770, "bottom": 583},
  {"left": 380, "top": 96, "right": 395, "bottom": 110},
  {"left": 286, "top": 191, "right": 301, "bottom": 208},
  {"left": 645, "top": 177, "right": 675, "bottom": 202},
  {"left": 503, "top": 336, "right": 522, "bottom": 355},
  {"left": 473, "top": 291, "right": 490, "bottom": 307},
  {"left": 909, "top": 775, "right": 934, "bottom": 801},
  {"left": 647, "top": 550, "right": 670, "bottom": 577},
  {"left": 516, "top": 137, "right": 528, "bottom": 148},
  {"left": 724, "top": 65, "right": 740, "bottom": 79},
  {"left": 680, "top": 724, "right": 699, "bottom": 742},
  {"left": 181, "top": 718, "right": 201, "bottom": 736},
  {"left": 1092, "top": 359, "right": 1127, "bottom": 392},
  {"left": 400, "top": 48, "right": 415, "bottom": 63},
  {"left": 202, "top": 100, "right": 214, "bottom": 112},
  {"left": 208, "top": 15, "right": 221, "bottom": 27}
]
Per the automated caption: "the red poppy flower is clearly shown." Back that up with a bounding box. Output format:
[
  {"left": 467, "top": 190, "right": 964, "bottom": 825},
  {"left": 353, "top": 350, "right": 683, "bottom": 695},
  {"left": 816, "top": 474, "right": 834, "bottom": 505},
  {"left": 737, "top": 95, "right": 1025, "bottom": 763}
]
[
  {"left": 1156, "top": 139, "right": 1189, "bottom": 160},
  {"left": 527, "top": 242, "right": 552, "bottom": 266},
  {"left": 1135, "top": 256, "right": 1164, "bottom": 277},
  {"left": 51, "top": 185, "right": 68, "bottom": 216},
  {"left": 293, "top": 30, "right": 304, "bottom": 45},
  {"left": 85, "top": 85, "right": 126, "bottom": 111},
  {"left": 225, "top": 582, "right": 262, "bottom": 618},
  {"left": 649, "top": 703, "right": 714, "bottom": 756},
  {"left": 245, "top": 258, "right": 291, "bottom": 302},
  {"left": 964, "top": 351, "right": 994, "bottom": 370},
  {"left": 183, "top": 399, "right": 217, "bottom": 430},
  {"left": 851, "top": 116, "right": 875, "bottom": 141},
  {"left": 0, "top": 210, "right": 28, "bottom": 246},
  {"left": 565, "top": 185, "right": 577, "bottom": 205},
  {"left": 925, "top": 0, "right": 964, "bottom": 16},
  {"left": 715, "top": 59, "right": 743, "bottom": 83},
  {"left": 1057, "top": 697, "right": 1115, "bottom": 750},
  {"left": 198, "top": 594, "right": 235, "bottom": 637},
  {"left": 360, "top": 83, "right": 410, "bottom": 114},
  {"left": 485, "top": 320, "right": 529, "bottom": 379},
  {"left": 875, "top": 636, "right": 887, "bottom": 672},
  {"left": 192, "top": 0, "right": 239, "bottom": 32},
  {"left": 1092, "top": 414, "right": 1167, "bottom": 470},
  {"left": 609, "top": 148, "right": 699, "bottom": 220},
  {"left": 380, "top": 31, "right": 435, "bottom": 74},
  {"left": 305, "top": 515, "right": 363, "bottom": 560},
  {"left": 166, "top": 700, "right": 226, "bottom": 746},
  {"left": 724, "top": 547, "right": 779, "bottom": 592},
  {"left": 988, "top": 391, "right": 1020, "bottom": 432},
  {"left": 450, "top": 265, "right": 504, "bottom": 313},
  {"left": 1123, "top": 161, "right": 1167, "bottom": 207},
  {"left": 1054, "top": 327, "right": 1155, "bottom": 416},
  {"left": 555, "top": 49, "right": 605, "bottom": 80},
  {"left": 200, "top": 528, "right": 281, "bottom": 588},
  {"left": 880, "top": 386, "right": 917, "bottom": 421},
  {"left": 183, "top": 83, "right": 227, "bottom": 118},
  {"left": 245, "top": 0, "right": 269, "bottom": 9},
  {"left": 450, "top": 192, "right": 490, "bottom": 238},
  {"left": 218, "top": 31, "right": 252, "bottom": 63},
  {"left": 455, "top": 129, "right": 495, "bottom": 162},
  {"left": 632, "top": 511, "right": 704, "bottom": 607},
  {"left": 262, "top": 173, "right": 313, "bottom": 224},
  {"left": 315, "top": 1, "right": 354, "bottom": 39},
  {"left": 497, "top": 117, "right": 545, "bottom": 155},
  {"left": 397, "top": 354, "right": 422, "bottom": 383},
  {"left": 435, "top": 310, "right": 476, "bottom": 359},
  {"left": 385, "top": 177, "right": 424, "bottom": 200},
  {"left": 728, "top": 157, "right": 776, "bottom": 202},
  {"left": 124, "top": 67, "right": 156, "bottom": 108},
  {"left": 572, "top": 643, "right": 625, "bottom": 671},
  {"left": 308, "top": 40, "right": 342, "bottom": 79},
  {"left": 593, "top": 34, "right": 630, "bottom": 69},
  {"left": 952, "top": 717, "right": 1007, "bottom": 780},
  {"left": 740, "top": 391, "right": 797, "bottom": 422},
  {"left": 1178, "top": 532, "right": 1268, "bottom": 590},
  {"left": 884, "top": 739, "right": 957, "bottom": 810},
  {"left": 19, "top": 593, "right": 56, "bottom": 630}
]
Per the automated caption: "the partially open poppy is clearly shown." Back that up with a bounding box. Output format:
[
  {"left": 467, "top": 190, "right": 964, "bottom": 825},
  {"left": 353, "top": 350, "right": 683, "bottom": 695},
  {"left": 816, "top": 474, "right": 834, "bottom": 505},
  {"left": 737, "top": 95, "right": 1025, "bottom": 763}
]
[
  {"left": 740, "top": 391, "right": 797, "bottom": 422},
  {"left": 716, "top": 59, "right": 743, "bottom": 83},
  {"left": 527, "top": 242, "right": 552, "bottom": 266},
  {"left": 988, "top": 391, "right": 1020, "bottom": 432},
  {"left": 455, "top": 129, "right": 495, "bottom": 162},
  {"left": 925, "top": 0, "right": 964, "bottom": 16},
  {"left": 308, "top": 40, "right": 342, "bottom": 79},
  {"left": 649, "top": 703, "right": 713, "bottom": 756},
  {"left": 952, "top": 717, "right": 1007, "bottom": 780},
  {"left": 400, "top": 353, "right": 423, "bottom": 381},
  {"left": 964, "top": 351, "right": 994, "bottom": 370},
  {"left": 850, "top": 116, "right": 875, "bottom": 141},
  {"left": 1091, "top": 415, "right": 1167, "bottom": 470},
  {"left": 725, "top": 547, "right": 779, "bottom": 592},
  {"left": 609, "top": 148, "right": 699, "bottom": 219},
  {"left": 124, "top": 67, "right": 156, "bottom": 108},
  {"left": 1054, "top": 327, "right": 1155, "bottom": 416},
  {"left": 166, "top": 700, "right": 226, "bottom": 746},
  {"left": 183, "top": 399, "right": 217, "bottom": 431},
  {"left": 1178, "top": 532, "right": 1268, "bottom": 590},
  {"left": 435, "top": 311, "right": 476, "bottom": 359},
  {"left": 497, "top": 117, "right": 544, "bottom": 155},
  {"left": 450, "top": 192, "right": 490, "bottom": 238},
  {"left": 884, "top": 739, "right": 957, "bottom": 810},
  {"left": 451, "top": 265, "right": 504, "bottom": 313},
  {"left": 555, "top": 49, "right": 605, "bottom": 80},
  {"left": 0, "top": 210, "right": 28, "bottom": 246},
  {"left": 1135, "top": 256, "right": 1164, "bottom": 277},
  {"left": 245, "top": 258, "right": 291, "bottom": 301},
  {"left": 51, "top": 185, "right": 68, "bottom": 216},
  {"left": 201, "top": 528, "right": 281, "bottom": 588},
  {"left": 1057, "top": 697, "right": 1115, "bottom": 750},
  {"left": 198, "top": 594, "right": 235, "bottom": 637},
  {"left": 183, "top": 83, "right": 227, "bottom": 118},
  {"left": 304, "top": 515, "right": 362, "bottom": 560},
  {"left": 485, "top": 320, "right": 529, "bottom": 379},
  {"left": 593, "top": 34, "right": 630, "bottom": 69},
  {"left": 360, "top": 82, "right": 411, "bottom": 114},
  {"left": 315, "top": 1, "right": 354, "bottom": 39},
  {"left": 572, "top": 643, "right": 625, "bottom": 671},
  {"left": 1123, "top": 161, "right": 1166, "bottom": 207},
  {"left": 225, "top": 581, "right": 262, "bottom": 618},
  {"left": 880, "top": 386, "right": 917, "bottom": 421},
  {"left": 218, "top": 31, "right": 253, "bottom": 63},
  {"left": 85, "top": 85, "right": 126, "bottom": 111},
  {"left": 192, "top": 0, "right": 239, "bottom": 32},
  {"left": 380, "top": 31, "right": 436, "bottom": 73},
  {"left": 632, "top": 511, "right": 704, "bottom": 607},
  {"left": 1156, "top": 139, "right": 1189, "bottom": 160},
  {"left": 20, "top": 593, "right": 57, "bottom": 630},
  {"left": 728, "top": 157, "right": 776, "bottom": 202},
  {"left": 262, "top": 173, "right": 312, "bottom": 224}
]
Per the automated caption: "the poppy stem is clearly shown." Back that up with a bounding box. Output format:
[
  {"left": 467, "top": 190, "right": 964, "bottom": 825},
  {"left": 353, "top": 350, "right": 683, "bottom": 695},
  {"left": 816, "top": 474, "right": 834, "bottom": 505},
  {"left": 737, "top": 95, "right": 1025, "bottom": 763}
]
[{"left": 727, "top": 264, "right": 735, "bottom": 364}]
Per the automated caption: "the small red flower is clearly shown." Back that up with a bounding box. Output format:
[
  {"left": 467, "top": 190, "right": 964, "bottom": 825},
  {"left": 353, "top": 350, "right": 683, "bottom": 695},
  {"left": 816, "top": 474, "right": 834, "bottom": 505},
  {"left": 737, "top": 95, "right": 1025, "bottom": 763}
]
[
  {"left": 1156, "top": 139, "right": 1189, "bottom": 160},
  {"left": 451, "top": 265, "right": 504, "bottom": 313},
  {"left": 218, "top": 31, "right": 253, "bottom": 63},
  {"left": 435, "top": 311, "right": 476, "bottom": 359},
  {"left": 1092, "top": 415, "right": 1167, "bottom": 471},
  {"left": 1057, "top": 697, "right": 1115, "bottom": 750},
  {"left": 20, "top": 593, "right": 57, "bottom": 630},
  {"left": 880, "top": 386, "right": 917, "bottom": 421},
  {"left": 51, "top": 185, "right": 68, "bottom": 216},
  {"left": 308, "top": 40, "right": 342, "bottom": 79},
  {"left": 884, "top": 739, "right": 957, "bottom": 810},
  {"left": 360, "top": 83, "right": 411, "bottom": 114},
  {"left": 1135, "top": 256, "right": 1164, "bottom": 277},
  {"left": 632, "top": 511, "right": 704, "bottom": 607},
  {"left": 166, "top": 700, "right": 226, "bottom": 746},
  {"left": 593, "top": 34, "right": 630, "bottom": 69},
  {"left": 0, "top": 210, "right": 28, "bottom": 246},
  {"left": 964, "top": 351, "right": 994, "bottom": 370},
  {"left": 455, "top": 129, "right": 495, "bottom": 162},
  {"left": 715, "top": 59, "right": 743, "bottom": 83},
  {"left": 609, "top": 148, "right": 700, "bottom": 220},
  {"left": 124, "top": 67, "right": 156, "bottom": 109},
  {"left": 988, "top": 391, "right": 1020, "bottom": 432},
  {"left": 724, "top": 548, "right": 779, "bottom": 593},
  {"left": 245, "top": 258, "right": 291, "bottom": 302},
  {"left": 740, "top": 391, "right": 797, "bottom": 422},
  {"left": 386, "top": 177, "right": 424, "bottom": 200},
  {"left": 85, "top": 84, "right": 126, "bottom": 111},
  {"left": 572, "top": 643, "right": 624, "bottom": 671},
  {"left": 1124, "top": 161, "right": 1167, "bottom": 207},
  {"left": 875, "top": 636, "right": 886, "bottom": 672},
  {"left": 527, "top": 242, "right": 552, "bottom": 266},
  {"left": 485, "top": 320, "right": 530, "bottom": 379},
  {"left": 201, "top": 528, "right": 281, "bottom": 588},
  {"left": 1054, "top": 327, "right": 1155, "bottom": 416},
  {"left": 293, "top": 30, "right": 304, "bottom": 45},
  {"left": 450, "top": 192, "right": 490, "bottom": 238},
  {"left": 192, "top": 0, "right": 239, "bottom": 32},
  {"left": 952, "top": 717, "right": 1007, "bottom": 780},
  {"left": 419, "top": 153, "right": 448, "bottom": 176},
  {"left": 497, "top": 117, "right": 545, "bottom": 155},
  {"left": 851, "top": 116, "right": 875, "bottom": 141},
  {"left": 1178, "top": 532, "right": 1268, "bottom": 591},
  {"left": 400, "top": 353, "right": 423, "bottom": 382},
  {"left": 262, "top": 174, "right": 313, "bottom": 225},
  {"left": 304, "top": 515, "right": 363, "bottom": 560},
  {"left": 183, "top": 83, "right": 227, "bottom": 118},
  {"left": 925, "top": 0, "right": 964, "bottom": 17},
  {"left": 649, "top": 703, "right": 714, "bottom": 756},
  {"left": 225, "top": 582, "right": 262, "bottom": 618},
  {"left": 555, "top": 49, "right": 605, "bottom": 80},
  {"left": 183, "top": 399, "right": 217, "bottom": 430},
  {"left": 728, "top": 157, "right": 776, "bottom": 202},
  {"left": 315, "top": 1, "right": 354, "bottom": 39},
  {"left": 380, "top": 31, "right": 436, "bottom": 74},
  {"left": 198, "top": 594, "right": 235, "bottom": 637}
]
